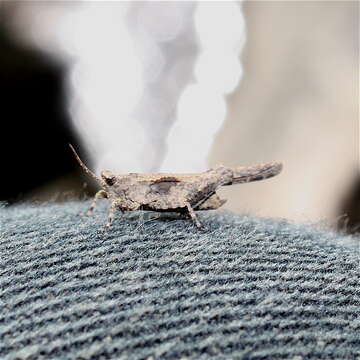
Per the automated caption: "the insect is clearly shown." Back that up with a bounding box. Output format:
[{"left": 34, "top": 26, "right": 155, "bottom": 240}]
[{"left": 70, "top": 145, "right": 282, "bottom": 231}]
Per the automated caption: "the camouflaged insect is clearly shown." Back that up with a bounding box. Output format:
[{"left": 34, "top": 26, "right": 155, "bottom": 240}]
[{"left": 70, "top": 145, "right": 282, "bottom": 231}]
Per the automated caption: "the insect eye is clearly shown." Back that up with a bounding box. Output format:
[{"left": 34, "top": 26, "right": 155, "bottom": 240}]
[
  {"left": 105, "top": 176, "right": 115, "bottom": 186},
  {"left": 101, "top": 172, "right": 116, "bottom": 186}
]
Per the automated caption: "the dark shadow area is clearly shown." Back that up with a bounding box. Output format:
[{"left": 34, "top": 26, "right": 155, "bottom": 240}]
[
  {"left": 0, "top": 22, "right": 90, "bottom": 203},
  {"left": 338, "top": 176, "right": 360, "bottom": 235}
]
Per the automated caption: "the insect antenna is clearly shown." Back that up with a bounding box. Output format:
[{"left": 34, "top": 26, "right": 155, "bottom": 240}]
[{"left": 69, "top": 144, "right": 104, "bottom": 185}]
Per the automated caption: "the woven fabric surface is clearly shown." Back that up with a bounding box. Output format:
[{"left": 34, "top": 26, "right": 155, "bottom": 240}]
[{"left": 0, "top": 201, "right": 359, "bottom": 360}]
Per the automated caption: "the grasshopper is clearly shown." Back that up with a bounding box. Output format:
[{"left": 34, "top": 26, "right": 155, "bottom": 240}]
[{"left": 70, "top": 145, "right": 282, "bottom": 230}]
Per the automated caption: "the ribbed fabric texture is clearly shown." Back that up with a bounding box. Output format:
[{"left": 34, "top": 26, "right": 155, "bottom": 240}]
[{"left": 0, "top": 201, "right": 359, "bottom": 360}]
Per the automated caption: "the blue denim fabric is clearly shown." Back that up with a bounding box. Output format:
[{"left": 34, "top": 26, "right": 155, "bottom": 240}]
[{"left": 0, "top": 202, "right": 359, "bottom": 359}]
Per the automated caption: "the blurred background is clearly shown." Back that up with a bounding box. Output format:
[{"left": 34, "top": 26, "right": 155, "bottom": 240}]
[{"left": 0, "top": 1, "right": 358, "bottom": 233}]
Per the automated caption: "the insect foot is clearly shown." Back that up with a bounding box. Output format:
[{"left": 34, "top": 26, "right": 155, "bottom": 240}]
[
  {"left": 69, "top": 144, "right": 282, "bottom": 232},
  {"left": 186, "top": 202, "right": 208, "bottom": 230}
]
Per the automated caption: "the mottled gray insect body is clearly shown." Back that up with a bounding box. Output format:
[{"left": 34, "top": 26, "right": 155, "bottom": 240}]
[{"left": 70, "top": 145, "right": 282, "bottom": 231}]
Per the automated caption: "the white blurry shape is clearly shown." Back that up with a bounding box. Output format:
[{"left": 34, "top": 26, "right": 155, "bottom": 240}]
[
  {"left": 137, "top": 2, "right": 186, "bottom": 43},
  {"left": 8, "top": 2, "right": 148, "bottom": 173},
  {"left": 96, "top": 117, "right": 149, "bottom": 174},
  {"left": 161, "top": 85, "right": 226, "bottom": 172},
  {"left": 56, "top": 3, "right": 145, "bottom": 173},
  {"left": 129, "top": 2, "right": 196, "bottom": 171},
  {"left": 135, "top": 34, "right": 165, "bottom": 84},
  {"left": 160, "top": 2, "right": 246, "bottom": 172},
  {"left": 62, "top": 1, "right": 192, "bottom": 172},
  {"left": 194, "top": 1, "right": 246, "bottom": 53},
  {"left": 175, "top": 85, "right": 227, "bottom": 142},
  {"left": 8, "top": 1, "right": 243, "bottom": 175},
  {"left": 195, "top": 52, "right": 243, "bottom": 94}
]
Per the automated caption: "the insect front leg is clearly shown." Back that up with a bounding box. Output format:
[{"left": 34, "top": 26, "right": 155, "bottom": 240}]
[
  {"left": 185, "top": 202, "right": 208, "bottom": 230},
  {"left": 82, "top": 190, "right": 108, "bottom": 216},
  {"left": 102, "top": 200, "right": 118, "bottom": 232}
]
